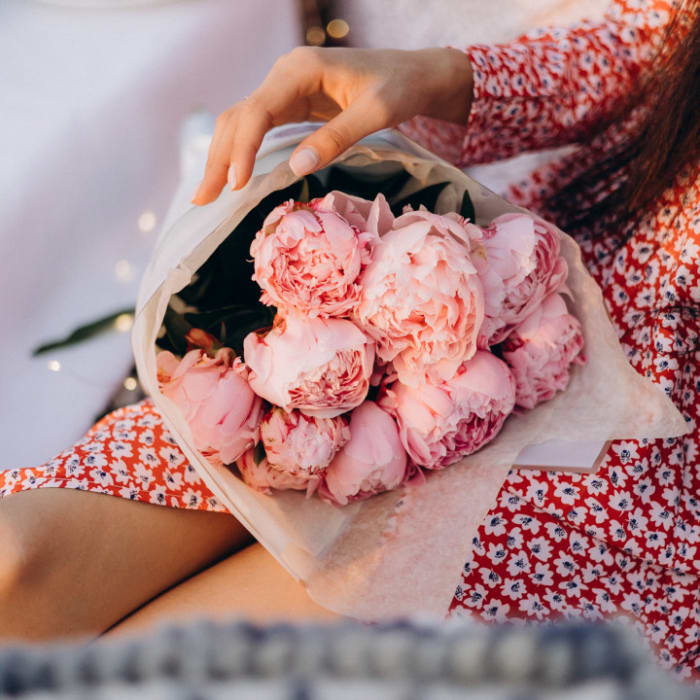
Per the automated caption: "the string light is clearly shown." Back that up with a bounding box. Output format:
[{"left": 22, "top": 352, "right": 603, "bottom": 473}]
[
  {"left": 46, "top": 360, "right": 127, "bottom": 389},
  {"left": 114, "top": 313, "right": 134, "bottom": 333},
  {"left": 305, "top": 26, "right": 325, "bottom": 45},
  {"left": 114, "top": 259, "right": 134, "bottom": 282},
  {"left": 326, "top": 18, "right": 349, "bottom": 39},
  {"left": 123, "top": 377, "right": 138, "bottom": 391},
  {"left": 137, "top": 210, "right": 157, "bottom": 233}
]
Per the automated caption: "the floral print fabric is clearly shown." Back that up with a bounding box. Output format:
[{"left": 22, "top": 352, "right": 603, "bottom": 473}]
[
  {"left": 446, "top": 167, "right": 700, "bottom": 678},
  {"left": 1, "top": 0, "right": 698, "bottom": 680},
  {"left": 0, "top": 400, "right": 226, "bottom": 513},
  {"left": 401, "top": 0, "right": 699, "bottom": 679}
]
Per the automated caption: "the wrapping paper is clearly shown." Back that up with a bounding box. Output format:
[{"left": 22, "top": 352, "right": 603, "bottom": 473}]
[{"left": 133, "top": 125, "right": 688, "bottom": 620}]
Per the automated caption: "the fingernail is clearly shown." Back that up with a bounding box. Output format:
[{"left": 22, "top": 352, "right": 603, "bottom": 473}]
[
  {"left": 227, "top": 164, "right": 237, "bottom": 190},
  {"left": 289, "top": 147, "right": 319, "bottom": 176}
]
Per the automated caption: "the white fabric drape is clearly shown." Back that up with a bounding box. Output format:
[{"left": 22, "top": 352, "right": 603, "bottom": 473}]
[{"left": 0, "top": 0, "right": 300, "bottom": 467}]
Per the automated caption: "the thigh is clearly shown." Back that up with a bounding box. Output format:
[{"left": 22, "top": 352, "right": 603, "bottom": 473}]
[
  {"left": 0, "top": 488, "right": 252, "bottom": 641},
  {"left": 107, "top": 543, "right": 339, "bottom": 637}
]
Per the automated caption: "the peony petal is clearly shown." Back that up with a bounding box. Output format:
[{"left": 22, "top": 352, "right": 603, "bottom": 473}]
[
  {"left": 245, "top": 316, "right": 374, "bottom": 417},
  {"left": 322, "top": 401, "right": 406, "bottom": 505}
]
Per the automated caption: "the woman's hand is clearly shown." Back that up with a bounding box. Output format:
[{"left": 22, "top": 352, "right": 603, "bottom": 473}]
[{"left": 192, "top": 46, "right": 473, "bottom": 205}]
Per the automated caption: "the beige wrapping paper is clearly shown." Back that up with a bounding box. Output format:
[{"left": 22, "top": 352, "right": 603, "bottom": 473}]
[{"left": 132, "top": 125, "right": 688, "bottom": 620}]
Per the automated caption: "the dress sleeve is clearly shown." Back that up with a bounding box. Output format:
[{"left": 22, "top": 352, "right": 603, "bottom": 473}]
[{"left": 399, "top": 0, "right": 678, "bottom": 166}]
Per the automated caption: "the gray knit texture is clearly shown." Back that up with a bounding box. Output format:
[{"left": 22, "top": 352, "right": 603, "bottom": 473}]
[{"left": 0, "top": 619, "right": 695, "bottom": 699}]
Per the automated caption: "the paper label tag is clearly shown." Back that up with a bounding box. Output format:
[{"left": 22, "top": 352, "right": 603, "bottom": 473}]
[{"left": 513, "top": 439, "right": 610, "bottom": 473}]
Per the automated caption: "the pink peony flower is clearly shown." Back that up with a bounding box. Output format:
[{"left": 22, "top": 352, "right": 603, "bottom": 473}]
[
  {"left": 157, "top": 346, "right": 263, "bottom": 465},
  {"left": 260, "top": 408, "right": 350, "bottom": 476},
  {"left": 477, "top": 213, "right": 568, "bottom": 346},
  {"left": 237, "top": 447, "right": 317, "bottom": 494},
  {"left": 250, "top": 198, "right": 375, "bottom": 318},
  {"left": 311, "top": 190, "right": 394, "bottom": 237},
  {"left": 500, "top": 293, "right": 586, "bottom": 409},
  {"left": 355, "top": 208, "right": 485, "bottom": 387},
  {"left": 379, "top": 351, "right": 516, "bottom": 469},
  {"left": 243, "top": 315, "right": 375, "bottom": 419},
  {"left": 320, "top": 401, "right": 408, "bottom": 506}
]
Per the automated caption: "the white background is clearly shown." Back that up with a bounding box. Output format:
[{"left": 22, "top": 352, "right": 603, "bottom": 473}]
[{"left": 1, "top": 0, "right": 300, "bottom": 467}]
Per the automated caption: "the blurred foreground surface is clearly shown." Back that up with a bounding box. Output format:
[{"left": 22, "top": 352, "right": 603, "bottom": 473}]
[{"left": 0, "top": 619, "right": 694, "bottom": 699}]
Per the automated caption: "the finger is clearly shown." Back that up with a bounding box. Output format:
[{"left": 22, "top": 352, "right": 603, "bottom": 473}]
[
  {"left": 227, "top": 51, "right": 323, "bottom": 190},
  {"left": 194, "top": 47, "right": 333, "bottom": 201},
  {"left": 193, "top": 71, "right": 308, "bottom": 202},
  {"left": 192, "top": 108, "right": 239, "bottom": 205},
  {"left": 288, "top": 92, "right": 393, "bottom": 177},
  {"left": 228, "top": 93, "right": 316, "bottom": 190},
  {"left": 227, "top": 97, "right": 275, "bottom": 191}
]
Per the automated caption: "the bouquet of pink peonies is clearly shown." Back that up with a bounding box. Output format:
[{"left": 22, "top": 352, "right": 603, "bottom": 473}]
[
  {"left": 133, "top": 126, "right": 686, "bottom": 620},
  {"left": 154, "top": 184, "right": 586, "bottom": 507}
]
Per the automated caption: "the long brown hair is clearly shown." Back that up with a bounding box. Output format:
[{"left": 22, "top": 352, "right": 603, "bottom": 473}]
[{"left": 552, "top": 0, "right": 700, "bottom": 236}]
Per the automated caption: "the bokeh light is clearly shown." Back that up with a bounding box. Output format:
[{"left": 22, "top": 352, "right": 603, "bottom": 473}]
[
  {"left": 114, "top": 313, "right": 134, "bottom": 333},
  {"left": 123, "top": 376, "right": 138, "bottom": 391},
  {"left": 137, "top": 210, "right": 157, "bottom": 233},
  {"left": 114, "top": 259, "right": 134, "bottom": 282},
  {"left": 306, "top": 26, "right": 326, "bottom": 45},
  {"left": 326, "top": 19, "right": 349, "bottom": 39}
]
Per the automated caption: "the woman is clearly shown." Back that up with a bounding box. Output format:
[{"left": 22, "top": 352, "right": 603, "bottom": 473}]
[{"left": 1, "top": 0, "right": 698, "bottom": 677}]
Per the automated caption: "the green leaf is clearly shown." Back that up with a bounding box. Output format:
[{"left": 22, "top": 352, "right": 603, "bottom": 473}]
[
  {"left": 220, "top": 306, "right": 276, "bottom": 357},
  {"left": 161, "top": 306, "right": 193, "bottom": 356},
  {"left": 326, "top": 166, "right": 411, "bottom": 201},
  {"left": 166, "top": 302, "right": 276, "bottom": 357},
  {"left": 305, "top": 173, "right": 325, "bottom": 200},
  {"left": 460, "top": 190, "right": 476, "bottom": 223},
  {"left": 380, "top": 169, "right": 413, "bottom": 201},
  {"left": 32, "top": 307, "right": 135, "bottom": 356},
  {"left": 326, "top": 166, "right": 372, "bottom": 198},
  {"left": 389, "top": 181, "right": 451, "bottom": 216},
  {"left": 183, "top": 303, "right": 259, "bottom": 328}
]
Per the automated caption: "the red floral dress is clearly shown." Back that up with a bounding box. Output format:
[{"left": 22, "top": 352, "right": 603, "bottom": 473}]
[{"left": 2, "top": 0, "right": 698, "bottom": 680}]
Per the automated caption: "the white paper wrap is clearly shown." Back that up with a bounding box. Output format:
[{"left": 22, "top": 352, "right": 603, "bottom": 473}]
[{"left": 133, "top": 125, "right": 688, "bottom": 621}]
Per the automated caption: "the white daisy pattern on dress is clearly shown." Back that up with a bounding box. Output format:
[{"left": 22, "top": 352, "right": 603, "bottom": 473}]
[{"left": 0, "top": 400, "right": 225, "bottom": 513}]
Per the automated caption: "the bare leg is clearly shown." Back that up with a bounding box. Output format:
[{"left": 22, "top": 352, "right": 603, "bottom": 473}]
[
  {"left": 107, "top": 543, "right": 340, "bottom": 637},
  {"left": 0, "top": 488, "right": 252, "bottom": 641}
]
